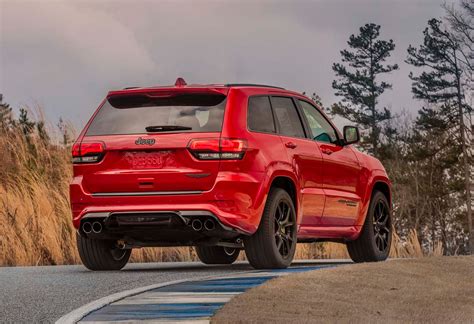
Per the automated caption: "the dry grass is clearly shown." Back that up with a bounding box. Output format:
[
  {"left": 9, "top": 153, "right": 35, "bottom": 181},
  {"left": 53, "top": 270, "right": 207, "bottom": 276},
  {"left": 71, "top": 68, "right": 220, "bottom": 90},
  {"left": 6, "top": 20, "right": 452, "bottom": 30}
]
[
  {"left": 390, "top": 228, "right": 443, "bottom": 258},
  {"left": 293, "top": 228, "right": 444, "bottom": 261},
  {"left": 0, "top": 109, "right": 444, "bottom": 266},
  {"left": 295, "top": 242, "right": 349, "bottom": 259},
  {"left": 213, "top": 256, "right": 474, "bottom": 324},
  {"left": 0, "top": 181, "right": 77, "bottom": 266},
  {"left": 0, "top": 127, "right": 79, "bottom": 266}
]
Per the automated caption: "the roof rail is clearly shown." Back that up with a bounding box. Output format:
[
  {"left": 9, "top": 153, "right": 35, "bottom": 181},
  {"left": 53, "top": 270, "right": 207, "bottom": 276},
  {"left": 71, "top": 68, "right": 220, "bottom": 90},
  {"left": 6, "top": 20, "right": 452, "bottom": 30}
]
[{"left": 224, "top": 83, "right": 285, "bottom": 90}]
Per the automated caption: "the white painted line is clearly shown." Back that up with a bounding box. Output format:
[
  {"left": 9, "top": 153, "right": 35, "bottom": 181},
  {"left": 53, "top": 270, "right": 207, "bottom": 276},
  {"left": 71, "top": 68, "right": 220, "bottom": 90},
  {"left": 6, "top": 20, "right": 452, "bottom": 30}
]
[
  {"left": 128, "top": 292, "right": 238, "bottom": 297},
  {"left": 56, "top": 270, "right": 254, "bottom": 324},
  {"left": 115, "top": 295, "right": 234, "bottom": 305},
  {"left": 57, "top": 278, "right": 197, "bottom": 324},
  {"left": 80, "top": 320, "right": 211, "bottom": 324},
  {"left": 57, "top": 261, "right": 347, "bottom": 324}
]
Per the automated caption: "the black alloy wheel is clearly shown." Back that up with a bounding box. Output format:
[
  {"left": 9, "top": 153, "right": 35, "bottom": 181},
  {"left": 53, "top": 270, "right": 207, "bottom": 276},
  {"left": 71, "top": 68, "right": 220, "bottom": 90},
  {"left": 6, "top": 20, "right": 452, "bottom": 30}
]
[{"left": 244, "top": 188, "right": 297, "bottom": 269}]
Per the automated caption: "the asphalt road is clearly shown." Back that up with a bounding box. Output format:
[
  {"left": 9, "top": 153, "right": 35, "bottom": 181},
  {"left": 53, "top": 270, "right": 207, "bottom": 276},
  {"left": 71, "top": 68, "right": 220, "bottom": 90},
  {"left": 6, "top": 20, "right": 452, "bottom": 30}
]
[{"left": 0, "top": 260, "right": 345, "bottom": 323}]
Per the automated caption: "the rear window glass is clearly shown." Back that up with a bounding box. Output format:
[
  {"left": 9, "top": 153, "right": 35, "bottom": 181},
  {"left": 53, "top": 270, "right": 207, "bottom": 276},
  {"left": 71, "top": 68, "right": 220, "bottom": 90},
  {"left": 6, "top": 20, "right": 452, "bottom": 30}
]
[
  {"left": 86, "top": 94, "right": 226, "bottom": 136},
  {"left": 271, "top": 97, "right": 305, "bottom": 138},
  {"left": 247, "top": 96, "right": 275, "bottom": 133}
]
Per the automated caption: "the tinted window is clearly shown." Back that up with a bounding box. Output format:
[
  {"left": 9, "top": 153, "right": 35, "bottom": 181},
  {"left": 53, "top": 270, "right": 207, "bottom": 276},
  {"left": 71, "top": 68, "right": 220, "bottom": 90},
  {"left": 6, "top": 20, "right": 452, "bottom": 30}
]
[
  {"left": 247, "top": 96, "right": 275, "bottom": 133},
  {"left": 271, "top": 97, "right": 305, "bottom": 138},
  {"left": 299, "top": 100, "right": 338, "bottom": 143},
  {"left": 86, "top": 94, "right": 226, "bottom": 135}
]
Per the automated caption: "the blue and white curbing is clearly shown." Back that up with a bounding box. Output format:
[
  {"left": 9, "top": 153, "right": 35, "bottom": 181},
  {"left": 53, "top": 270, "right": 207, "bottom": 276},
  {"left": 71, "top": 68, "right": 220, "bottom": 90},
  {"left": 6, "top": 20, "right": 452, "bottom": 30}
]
[{"left": 57, "top": 263, "right": 344, "bottom": 324}]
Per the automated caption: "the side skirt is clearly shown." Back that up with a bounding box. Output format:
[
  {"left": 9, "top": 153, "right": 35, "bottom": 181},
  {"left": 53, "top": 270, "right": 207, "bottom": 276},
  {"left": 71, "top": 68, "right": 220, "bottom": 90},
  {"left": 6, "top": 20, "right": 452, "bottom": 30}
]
[{"left": 297, "top": 225, "right": 362, "bottom": 241}]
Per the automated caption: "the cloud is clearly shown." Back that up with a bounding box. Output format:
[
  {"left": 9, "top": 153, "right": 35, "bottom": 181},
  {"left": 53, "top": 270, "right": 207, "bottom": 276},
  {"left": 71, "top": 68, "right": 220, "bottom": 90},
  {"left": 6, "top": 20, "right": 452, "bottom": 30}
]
[
  {"left": 0, "top": 0, "right": 445, "bottom": 129},
  {"left": 1, "top": 1, "right": 157, "bottom": 125}
]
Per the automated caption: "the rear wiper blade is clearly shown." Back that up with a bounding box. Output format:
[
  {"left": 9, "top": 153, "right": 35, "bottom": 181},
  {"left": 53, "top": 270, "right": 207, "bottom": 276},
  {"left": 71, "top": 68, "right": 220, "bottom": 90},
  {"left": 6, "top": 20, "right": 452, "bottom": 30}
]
[{"left": 145, "top": 125, "right": 192, "bottom": 132}]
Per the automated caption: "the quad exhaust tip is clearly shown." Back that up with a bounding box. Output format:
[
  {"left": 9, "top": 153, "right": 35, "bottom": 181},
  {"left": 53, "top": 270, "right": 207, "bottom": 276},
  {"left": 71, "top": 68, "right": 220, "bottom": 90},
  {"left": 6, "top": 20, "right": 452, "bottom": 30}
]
[
  {"left": 191, "top": 219, "right": 203, "bottom": 231},
  {"left": 92, "top": 222, "right": 103, "bottom": 234},
  {"left": 204, "top": 219, "right": 215, "bottom": 231},
  {"left": 190, "top": 218, "right": 216, "bottom": 231},
  {"left": 82, "top": 222, "right": 92, "bottom": 234}
]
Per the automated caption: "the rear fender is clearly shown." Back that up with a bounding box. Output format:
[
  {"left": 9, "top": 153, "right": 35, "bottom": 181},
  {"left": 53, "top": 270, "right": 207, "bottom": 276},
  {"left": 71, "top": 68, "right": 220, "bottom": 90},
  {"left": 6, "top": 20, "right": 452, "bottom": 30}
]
[{"left": 254, "top": 170, "right": 301, "bottom": 229}]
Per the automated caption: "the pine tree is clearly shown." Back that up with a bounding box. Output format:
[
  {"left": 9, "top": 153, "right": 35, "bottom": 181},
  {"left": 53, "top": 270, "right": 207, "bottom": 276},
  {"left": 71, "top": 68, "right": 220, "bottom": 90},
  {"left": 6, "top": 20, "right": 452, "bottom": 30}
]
[
  {"left": 443, "top": 0, "right": 473, "bottom": 78},
  {"left": 18, "top": 108, "right": 35, "bottom": 136},
  {"left": 0, "top": 94, "right": 14, "bottom": 131},
  {"left": 406, "top": 18, "right": 473, "bottom": 253},
  {"left": 303, "top": 91, "right": 330, "bottom": 114},
  {"left": 309, "top": 93, "right": 324, "bottom": 108},
  {"left": 37, "top": 121, "right": 50, "bottom": 143},
  {"left": 411, "top": 105, "right": 465, "bottom": 253},
  {"left": 57, "top": 117, "right": 71, "bottom": 146},
  {"left": 310, "top": 93, "right": 333, "bottom": 115},
  {"left": 332, "top": 23, "right": 399, "bottom": 156}
]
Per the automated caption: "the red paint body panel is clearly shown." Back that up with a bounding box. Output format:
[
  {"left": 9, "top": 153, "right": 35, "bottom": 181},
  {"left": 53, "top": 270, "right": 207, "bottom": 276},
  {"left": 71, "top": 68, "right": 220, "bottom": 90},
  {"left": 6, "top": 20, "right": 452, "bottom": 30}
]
[
  {"left": 70, "top": 84, "right": 391, "bottom": 242},
  {"left": 319, "top": 144, "right": 361, "bottom": 226}
]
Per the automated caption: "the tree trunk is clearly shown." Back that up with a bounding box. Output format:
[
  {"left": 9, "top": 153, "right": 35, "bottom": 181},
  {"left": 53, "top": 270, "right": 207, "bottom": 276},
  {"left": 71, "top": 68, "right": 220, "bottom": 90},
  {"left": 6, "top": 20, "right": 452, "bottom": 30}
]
[
  {"left": 368, "top": 36, "right": 378, "bottom": 157},
  {"left": 454, "top": 54, "right": 473, "bottom": 254}
]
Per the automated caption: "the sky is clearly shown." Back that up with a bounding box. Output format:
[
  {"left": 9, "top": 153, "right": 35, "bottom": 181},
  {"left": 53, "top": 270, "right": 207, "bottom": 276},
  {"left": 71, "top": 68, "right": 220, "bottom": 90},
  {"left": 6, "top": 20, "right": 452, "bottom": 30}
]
[{"left": 0, "top": 0, "right": 447, "bottom": 130}]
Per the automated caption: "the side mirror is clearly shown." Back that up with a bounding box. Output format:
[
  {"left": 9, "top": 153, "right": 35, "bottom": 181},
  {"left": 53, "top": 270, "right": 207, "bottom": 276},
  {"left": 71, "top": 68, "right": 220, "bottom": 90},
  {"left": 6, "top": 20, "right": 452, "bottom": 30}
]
[{"left": 343, "top": 126, "right": 360, "bottom": 145}]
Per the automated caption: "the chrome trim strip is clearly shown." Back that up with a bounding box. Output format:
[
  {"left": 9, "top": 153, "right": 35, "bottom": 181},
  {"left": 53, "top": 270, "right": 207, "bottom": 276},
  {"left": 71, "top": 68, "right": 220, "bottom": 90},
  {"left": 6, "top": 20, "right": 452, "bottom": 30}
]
[
  {"left": 91, "top": 191, "right": 203, "bottom": 197},
  {"left": 82, "top": 212, "right": 110, "bottom": 219}
]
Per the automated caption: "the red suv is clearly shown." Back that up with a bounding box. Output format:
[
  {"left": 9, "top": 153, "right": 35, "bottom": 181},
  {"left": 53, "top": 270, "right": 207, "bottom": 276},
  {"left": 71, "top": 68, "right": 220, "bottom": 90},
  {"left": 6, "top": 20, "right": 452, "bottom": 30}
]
[{"left": 70, "top": 79, "right": 392, "bottom": 270}]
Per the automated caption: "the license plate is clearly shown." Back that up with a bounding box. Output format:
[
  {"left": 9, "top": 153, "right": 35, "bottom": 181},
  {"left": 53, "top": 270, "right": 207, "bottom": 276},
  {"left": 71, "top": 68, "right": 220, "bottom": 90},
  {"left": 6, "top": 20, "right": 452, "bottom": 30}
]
[{"left": 124, "top": 151, "right": 173, "bottom": 169}]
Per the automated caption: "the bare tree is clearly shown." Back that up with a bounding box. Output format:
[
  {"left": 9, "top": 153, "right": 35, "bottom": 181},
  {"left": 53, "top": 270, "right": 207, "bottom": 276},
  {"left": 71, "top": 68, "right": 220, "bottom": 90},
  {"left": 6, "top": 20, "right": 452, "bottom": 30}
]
[
  {"left": 407, "top": 18, "right": 473, "bottom": 253},
  {"left": 443, "top": 0, "right": 473, "bottom": 253}
]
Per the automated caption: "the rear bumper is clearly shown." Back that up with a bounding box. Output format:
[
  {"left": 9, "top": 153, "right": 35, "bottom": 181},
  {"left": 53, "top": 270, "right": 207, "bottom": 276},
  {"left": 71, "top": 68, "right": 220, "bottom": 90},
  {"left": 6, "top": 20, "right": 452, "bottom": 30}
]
[
  {"left": 78, "top": 210, "right": 241, "bottom": 245},
  {"left": 70, "top": 171, "right": 267, "bottom": 235}
]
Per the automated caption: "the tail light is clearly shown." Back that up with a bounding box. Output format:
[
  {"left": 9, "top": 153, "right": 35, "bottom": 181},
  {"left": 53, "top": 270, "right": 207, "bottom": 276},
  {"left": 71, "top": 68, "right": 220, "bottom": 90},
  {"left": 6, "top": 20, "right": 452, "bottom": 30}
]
[
  {"left": 72, "top": 142, "right": 105, "bottom": 163},
  {"left": 188, "top": 138, "right": 247, "bottom": 160}
]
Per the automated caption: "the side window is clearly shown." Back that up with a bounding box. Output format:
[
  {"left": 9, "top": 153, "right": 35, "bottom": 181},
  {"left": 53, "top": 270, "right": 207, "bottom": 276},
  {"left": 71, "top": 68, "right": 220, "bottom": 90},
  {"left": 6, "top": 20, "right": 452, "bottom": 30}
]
[
  {"left": 271, "top": 97, "right": 305, "bottom": 138},
  {"left": 247, "top": 96, "right": 276, "bottom": 133},
  {"left": 298, "top": 100, "right": 338, "bottom": 144}
]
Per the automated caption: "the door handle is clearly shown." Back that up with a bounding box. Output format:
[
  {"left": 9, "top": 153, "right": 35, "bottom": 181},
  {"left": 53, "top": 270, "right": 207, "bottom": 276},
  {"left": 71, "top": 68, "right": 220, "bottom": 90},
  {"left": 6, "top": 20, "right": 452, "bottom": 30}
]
[
  {"left": 321, "top": 148, "right": 333, "bottom": 155},
  {"left": 285, "top": 142, "right": 297, "bottom": 149}
]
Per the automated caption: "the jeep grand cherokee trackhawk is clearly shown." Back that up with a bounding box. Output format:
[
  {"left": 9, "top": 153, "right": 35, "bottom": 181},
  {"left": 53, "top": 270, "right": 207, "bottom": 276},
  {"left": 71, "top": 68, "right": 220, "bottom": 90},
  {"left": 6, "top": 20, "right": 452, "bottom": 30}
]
[{"left": 70, "top": 78, "right": 392, "bottom": 270}]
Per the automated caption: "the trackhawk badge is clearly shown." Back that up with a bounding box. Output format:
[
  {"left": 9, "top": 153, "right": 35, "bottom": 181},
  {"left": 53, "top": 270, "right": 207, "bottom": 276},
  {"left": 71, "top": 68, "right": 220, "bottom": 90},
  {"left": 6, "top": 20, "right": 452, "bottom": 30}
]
[{"left": 135, "top": 137, "right": 156, "bottom": 146}]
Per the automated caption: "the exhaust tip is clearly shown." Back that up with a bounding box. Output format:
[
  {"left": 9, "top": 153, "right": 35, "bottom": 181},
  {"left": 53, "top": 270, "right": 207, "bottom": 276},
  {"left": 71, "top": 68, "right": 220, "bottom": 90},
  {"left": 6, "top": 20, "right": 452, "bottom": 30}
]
[
  {"left": 92, "top": 221, "right": 103, "bottom": 234},
  {"left": 82, "top": 222, "right": 92, "bottom": 234},
  {"left": 204, "top": 219, "right": 215, "bottom": 231},
  {"left": 191, "top": 219, "right": 203, "bottom": 231}
]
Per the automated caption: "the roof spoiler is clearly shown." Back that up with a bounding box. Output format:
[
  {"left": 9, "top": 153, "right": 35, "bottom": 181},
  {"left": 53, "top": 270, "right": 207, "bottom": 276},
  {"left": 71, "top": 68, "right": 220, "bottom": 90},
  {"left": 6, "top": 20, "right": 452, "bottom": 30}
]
[{"left": 107, "top": 87, "right": 228, "bottom": 100}]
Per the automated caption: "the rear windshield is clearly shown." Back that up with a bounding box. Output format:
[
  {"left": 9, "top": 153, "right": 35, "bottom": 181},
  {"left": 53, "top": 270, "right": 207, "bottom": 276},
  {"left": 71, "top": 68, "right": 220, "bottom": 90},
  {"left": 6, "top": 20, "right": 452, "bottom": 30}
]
[{"left": 86, "top": 93, "right": 226, "bottom": 136}]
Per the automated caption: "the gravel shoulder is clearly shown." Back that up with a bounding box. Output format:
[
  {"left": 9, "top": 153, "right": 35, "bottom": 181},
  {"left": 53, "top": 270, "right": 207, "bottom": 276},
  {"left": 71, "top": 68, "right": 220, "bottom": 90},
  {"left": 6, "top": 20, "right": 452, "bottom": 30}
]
[{"left": 212, "top": 256, "right": 474, "bottom": 324}]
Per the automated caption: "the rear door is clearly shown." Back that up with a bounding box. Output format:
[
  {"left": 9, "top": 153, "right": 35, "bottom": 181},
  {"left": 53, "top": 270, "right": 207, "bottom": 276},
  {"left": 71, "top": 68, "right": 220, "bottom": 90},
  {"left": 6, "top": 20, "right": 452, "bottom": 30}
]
[
  {"left": 297, "top": 100, "right": 361, "bottom": 226},
  {"left": 270, "top": 96, "right": 325, "bottom": 226},
  {"left": 76, "top": 91, "right": 227, "bottom": 195}
]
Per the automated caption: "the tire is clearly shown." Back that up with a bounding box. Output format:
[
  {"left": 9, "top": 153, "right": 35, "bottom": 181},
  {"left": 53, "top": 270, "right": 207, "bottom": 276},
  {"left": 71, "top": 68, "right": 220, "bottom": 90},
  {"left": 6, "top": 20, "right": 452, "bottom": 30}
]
[
  {"left": 244, "top": 188, "right": 297, "bottom": 269},
  {"left": 76, "top": 234, "right": 131, "bottom": 271},
  {"left": 347, "top": 190, "right": 392, "bottom": 263},
  {"left": 195, "top": 246, "right": 240, "bottom": 264}
]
